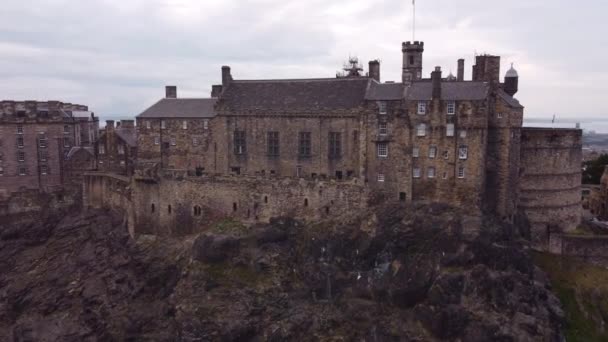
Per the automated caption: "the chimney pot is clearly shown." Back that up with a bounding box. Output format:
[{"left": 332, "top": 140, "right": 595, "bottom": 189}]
[
  {"left": 432, "top": 67, "right": 442, "bottom": 99},
  {"left": 222, "top": 66, "right": 232, "bottom": 87},
  {"left": 368, "top": 60, "right": 381, "bottom": 82},
  {"left": 165, "top": 86, "right": 177, "bottom": 99},
  {"left": 457, "top": 59, "right": 465, "bottom": 81}
]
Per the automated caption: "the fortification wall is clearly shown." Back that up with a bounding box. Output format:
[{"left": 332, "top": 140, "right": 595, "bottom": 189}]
[
  {"left": 549, "top": 234, "right": 608, "bottom": 267},
  {"left": 132, "top": 172, "right": 369, "bottom": 236},
  {"left": 83, "top": 172, "right": 135, "bottom": 236},
  {"left": 519, "top": 128, "right": 582, "bottom": 245}
]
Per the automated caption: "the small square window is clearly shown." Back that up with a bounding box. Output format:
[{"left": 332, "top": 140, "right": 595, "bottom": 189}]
[
  {"left": 417, "top": 124, "right": 426, "bottom": 137},
  {"left": 413, "top": 167, "right": 421, "bottom": 178},
  {"left": 459, "top": 146, "right": 468, "bottom": 160},
  {"left": 447, "top": 101, "right": 456, "bottom": 115},
  {"left": 446, "top": 124, "right": 455, "bottom": 137},
  {"left": 412, "top": 147, "right": 420, "bottom": 158},
  {"left": 154, "top": 137, "right": 160, "bottom": 145},
  {"left": 377, "top": 173, "right": 385, "bottom": 182},
  {"left": 429, "top": 146, "right": 437, "bottom": 159},
  {"left": 182, "top": 120, "right": 188, "bottom": 130},
  {"left": 458, "top": 167, "right": 465, "bottom": 178},
  {"left": 379, "top": 101, "right": 387, "bottom": 115},
  {"left": 427, "top": 167, "right": 436, "bottom": 178},
  {"left": 377, "top": 143, "right": 388, "bottom": 157},
  {"left": 460, "top": 130, "right": 467, "bottom": 138},
  {"left": 417, "top": 102, "right": 426, "bottom": 115},
  {"left": 497, "top": 113, "right": 503, "bottom": 119},
  {"left": 379, "top": 122, "right": 388, "bottom": 135}
]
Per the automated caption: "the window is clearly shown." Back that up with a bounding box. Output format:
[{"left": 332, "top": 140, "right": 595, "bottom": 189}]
[
  {"left": 64, "top": 125, "right": 70, "bottom": 134},
  {"left": 378, "top": 101, "right": 387, "bottom": 114},
  {"left": 443, "top": 150, "right": 449, "bottom": 159},
  {"left": 267, "top": 131, "right": 280, "bottom": 157},
  {"left": 296, "top": 165, "right": 303, "bottom": 178},
  {"left": 118, "top": 144, "right": 125, "bottom": 154},
  {"left": 460, "top": 130, "right": 467, "bottom": 138},
  {"left": 161, "top": 120, "right": 166, "bottom": 129},
  {"left": 18, "top": 151, "right": 25, "bottom": 162},
  {"left": 298, "top": 132, "right": 311, "bottom": 157},
  {"left": 447, "top": 101, "right": 456, "bottom": 115},
  {"left": 417, "top": 123, "right": 426, "bottom": 137},
  {"left": 409, "top": 55, "right": 414, "bottom": 65},
  {"left": 192, "top": 137, "right": 199, "bottom": 146},
  {"left": 442, "top": 172, "right": 448, "bottom": 179},
  {"left": 38, "top": 136, "right": 47, "bottom": 148},
  {"left": 459, "top": 146, "right": 468, "bottom": 160},
  {"left": 203, "top": 120, "right": 209, "bottom": 130},
  {"left": 497, "top": 113, "right": 503, "bottom": 119},
  {"left": 97, "top": 144, "right": 105, "bottom": 155},
  {"left": 120, "top": 160, "right": 125, "bottom": 166},
  {"left": 146, "top": 121, "right": 151, "bottom": 129},
  {"left": 170, "top": 137, "right": 176, "bottom": 146},
  {"left": 412, "top": 147, "right": 420, "bottom": 158},
  {"left": 377, "top": 142, "right": 388, "bottom": 157},
  {"left": 458, "top": 167, "right": 465, "bottom": 178},
  {"left": 377, "top": 173, "right": 385, "bottom": 182},
  {"left": 0, "top": 166, "right": 3, "bottom": 176},
  {"left": 417, "top": 102, "right": 426, "bottom": 115},
  {"left": 427, "top": 167, "right": 436, "bottom": 178},
  {"left": 182, "top": 120, "right": 188, "bottom": 130},
  {"left": 63, "top": 138, "right": 70, "bottom": 147},
  {"left": 193, "top": 206, "right": 202, "bottom": 216},
  {"left": 17, "top": 125, "right": 23, "bottom": 134},
  {"left": 413, "top": 167, "right": 421, "bottom": 178},
  {"left": 17, "top": 137, "right": 24, "bottom": 148},
  {"left": 19, "top": 167, "right": 26, "bottom": 176},
  {"left": 378, "top": 122, "right": 388, "bottom": 136},
  {"left": 446, "top": 124, "right": 455, "bottom": 137},
  {"left": 40, "top": 150, "right": 48, "bottom": 161},
  {"left": 40, "top": 165, "right": 48, "bottom": 175},
  {"left": 329, "top": 132, "right": 341, "bottom": 158},
  {"left": 234, "top": 130, "right": 246, "bottom": 155},
  {"left": 154, "top": 137, "right": 160, "bottom": 145},
  {"left": 429, "top": 146, "right": 437, "bottom": 158}
]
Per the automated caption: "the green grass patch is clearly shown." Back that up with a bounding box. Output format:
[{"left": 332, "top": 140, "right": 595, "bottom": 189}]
[
  {"left": 210, "top": 218, "right": 248, "bottom": 236},
  {"left": 534, "top": 252, "right": 608, "bottom": 341}
]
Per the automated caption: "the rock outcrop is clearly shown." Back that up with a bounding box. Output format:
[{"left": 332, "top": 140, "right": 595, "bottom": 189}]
[{"left": 0, "top": 204, "right": 564, "bottom": 341}]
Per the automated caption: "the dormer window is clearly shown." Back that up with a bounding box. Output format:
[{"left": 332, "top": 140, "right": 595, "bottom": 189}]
[
  {"left": 447, "top": 101, "right": 456, "bottom": 115},
  {"left": 378, "top": 101, "right": 387, "bottom": 115},
  {"left": 417, "top": 102, "right": 426, "bottom": 115}
]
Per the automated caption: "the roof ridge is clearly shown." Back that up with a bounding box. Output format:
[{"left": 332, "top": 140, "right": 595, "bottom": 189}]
[{"left": 233, "top": 77, "right": 371, "bottom": 83}]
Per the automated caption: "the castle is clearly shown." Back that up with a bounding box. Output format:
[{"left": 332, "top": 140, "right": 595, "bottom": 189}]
[{"left": 0, "top": 41, "right": 583, "bottom": 247}]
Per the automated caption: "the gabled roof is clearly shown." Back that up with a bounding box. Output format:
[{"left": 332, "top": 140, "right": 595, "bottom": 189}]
[
  {"left": 497, "top": 89, "right": 524, "bottom": 109},
  {"left": 137, "top": 98, "right": 217, "bottom": 118},
  {"left": 365, "top": 81, "right": 404, "bottom": 100},
  {"left": 219, "top": 77, "right": 371, "bottom": 113},
  {"left": 404, "top": 81, "right": 489, "bottom": 101},
  {"left": 115, "top": 128, "right": 136, "bottom": 147}
]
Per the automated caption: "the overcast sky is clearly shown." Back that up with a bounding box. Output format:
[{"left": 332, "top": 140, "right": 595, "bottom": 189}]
[{"left": 1, "top": 0, "right": 606, "bottom": 121}]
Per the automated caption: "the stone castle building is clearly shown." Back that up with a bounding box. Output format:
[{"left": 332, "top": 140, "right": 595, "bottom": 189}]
[
  {"left": 88, "top": 41, "right": 581, "bottom": 247},
  {"left": 0, "top": 101, "right": 96, "bottom": 198}
]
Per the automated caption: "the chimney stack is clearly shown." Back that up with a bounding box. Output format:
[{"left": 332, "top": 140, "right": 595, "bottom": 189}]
[
  {"left": 165, "top": 86, "right": 177, "bottom": 99},
  {"left": 120, "top": 120, "right": 135, "bottom": 129},
  {"left": 106, "top": 120, "right": 115, "bottom": 131},
  {"left": 222, "top": 66, "right": 232, "bottom": 87},
  {"left": 432, "top": 66, "right": 442, "bottom": 99},
  {"left": 368, "top": 60, "right": 380, "bottom": 82},
  {"left": 211, "top": 84, "right": 223, "bottom": 97},
  {"left": 457, "top": 59, "right": 465, "bottom": 81}
]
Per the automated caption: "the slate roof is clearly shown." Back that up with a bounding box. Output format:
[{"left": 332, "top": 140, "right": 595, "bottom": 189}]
[
  {"left": 404, "top": 81, "right": 489, "bottom": 101},
  {"left": 365, "top": 81, "right": 404, "bottom": 100},
  {"left": 497, "top": 89, "right": 524, "bottom": 109},
  {"left": 137, "top": 98, "right": 217, "bottom": 118},
  {"left": 219, "top": 78, "right": 371, "bottom": 113},
  {"left": 115, "top": 128, "right": 137, "bottom": 147}
]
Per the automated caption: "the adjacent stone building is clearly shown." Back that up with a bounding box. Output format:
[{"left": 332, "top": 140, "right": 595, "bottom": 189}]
[
  {"left": 97, "top": 120, "right": 137, "bottom": 176},
  {"left": 0, "top": 101, "right": 91, "bottom": 198}
]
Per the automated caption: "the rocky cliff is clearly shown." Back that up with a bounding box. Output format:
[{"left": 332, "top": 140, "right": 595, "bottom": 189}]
[{"left": 0, "top": 204, "right": 564, "bottom": 341}]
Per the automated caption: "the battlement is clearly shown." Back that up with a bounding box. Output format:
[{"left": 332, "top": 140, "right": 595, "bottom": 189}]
[{"left": 402, "top": 41, "right": 424, "bottom": 51}]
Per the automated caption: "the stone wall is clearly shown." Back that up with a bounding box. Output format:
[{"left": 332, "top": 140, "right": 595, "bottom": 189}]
[
  {"left": 519, "top": 128, "right": 582, "bottom": 245},
  {"left": 132, "top": 172, "right": 369, "bottom": 236},
  {"left": 549, "top": 233, "right": 608, "bottom": 267},
  {"left": 0, "top": 188, "right": 76, "bottom": 217},
  {"left": 83, "top": 172, "right": 135, "bottom": 236}
]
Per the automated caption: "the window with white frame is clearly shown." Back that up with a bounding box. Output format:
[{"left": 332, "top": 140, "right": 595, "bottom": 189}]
[
  {"left": 17, "top": 125, "right": 23, "bottom": 134},
  {"left": 446, "top": 123, "right": 455, "bottom": 137},
  {"left": 412, "top": 147, "right": 420, "bottom": 158},
  {"left": 447, "top": 101, "right": 456, "bottom": 115},
  {"left": 497, "top": 112, "right": 503, "bottom": 119},
  {"left": 417, "top": 123, "right": 426, "bottom": 137},
  {"left": 38, "top": 136, "right": 47, "bottom": 148},
  {"left": 459, "top": 146, "right": 468, "bottom": 160},
  {"left": 203, "top": 120, "right": 209, "bottom": 130},
  {"left": 154, "top": 137, "right": 160, "bottom": 145},
  {"left": 146, "top": 121, "right": 151, "bottom": 129},
  {"left": 427, "top": 167, "right": 436, "bottom": 178},
  {"left": 458, "top": 167, "right": 465, "bottom": 178},
  {"left": 40, "top": 165, "right": 48, "bottom": 175},
  {"left": 460, "top": 129, "right": 467, "bottom": 138},
  {"left": 170, "top": 137, "right": 177, "bottom": 146},
  {"left": 377, "top": 173, "right": 385, "bottom": 182},
  {"left": 413, "top": 167, "right": 421, "bottom": 178},
  {"left": 182, "top": 120, "right": 188, "bottom": 130},
  {"left": 429, "top": 146, "right": 437, "bottom": 158},
  {"left": 377, "top": 143, "right": 388, "bottom": 157},
  {"left": 18, "top": 151, "right": 25, "bottom": 162},
  {"left": 99, "top": 144, "right": 105, "bottom": 154},
  {"left": 378, "top": 101, "right": 387, "bottom": 114},
  {"left": 17, "top": 136, "right": 24, "bottom": 148},
  {"left": 417, "top": 102, "right": 426, "bottom": 115},
  {"left": 379, "top": 122, "right": 388, "bottom": 135},
  {"left": 161, "top": 120, "right": 166, "bottom": 129}
]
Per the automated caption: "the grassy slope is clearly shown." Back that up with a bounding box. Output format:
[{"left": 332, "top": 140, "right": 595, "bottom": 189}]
[{"left": 534, "top": 252, "right": 608, "bottom": 341}]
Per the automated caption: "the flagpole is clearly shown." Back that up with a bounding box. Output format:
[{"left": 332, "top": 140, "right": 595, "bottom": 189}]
[{"left": 413, "top": 0, "right": 416, "bottom": 41}]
